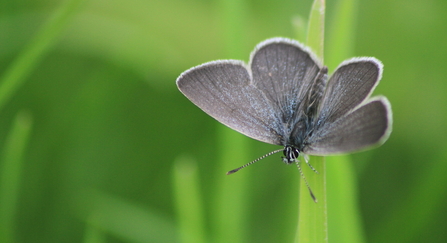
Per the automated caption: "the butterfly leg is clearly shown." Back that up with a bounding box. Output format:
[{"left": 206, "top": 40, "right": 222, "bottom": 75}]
[
  {"left": 295, "top": 159, "right": 317, "bottom": 203},
  {"left": 303, "top": 154, "right": 319, "bottom": 174}
]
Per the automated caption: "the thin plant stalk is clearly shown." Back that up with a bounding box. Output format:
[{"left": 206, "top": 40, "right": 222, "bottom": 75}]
[
  {"left": 306, "top": 0, "right": 325, "bottom": 62},
  {"left": 173, "top": 157, "right": 207, "bottom": 243},
  {"left": 296, "top": 156, "right": 327, "bottom": 243}
]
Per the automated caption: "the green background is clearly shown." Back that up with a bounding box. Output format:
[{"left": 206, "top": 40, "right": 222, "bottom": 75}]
[{"left": 1, "top": 0, "right": 447, "bottom": 242}]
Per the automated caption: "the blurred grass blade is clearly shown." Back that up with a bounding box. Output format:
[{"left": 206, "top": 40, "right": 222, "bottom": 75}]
[
  {"left": 218, "top": 0, "right": 247, "bottom": 59},
  {"left": 73, "top": 190, "right": 178, "bottom": 243},
  {"left": 0, "top": 111, "right": 33, "bottom": 243},
  {"left": 326, "top": 155, "right": 365, "bottom": 243},
  {"left": 371, "top": 146, "right": 447, "bottom": 243},
  {"left": 0, "top": 0, "right": 85, "bottom": 112},
  {"left": 213, "top": 128, "right": 250, "bottom": 243},
  {"left": 296, "top": 0, "right": 327, "bottom": 242},
  {"left": 213, "top": 0, "right": 249, "bottom": 242},
  {"left": 173, "top": 156, "right": 207, "bottom": 243},
  {"left": 306, "top": 0, "right": 325, "bottom": 61},
  {"left": 83, "top": 214, "right": 106, "bottom": 243},
  {"left": 326, "top": 0, "right": 358, "bottom": 69},
  {"left": 292, "top": 15, "right": 308, "bottom": 43},
  {"left": 296, "top": 156, "right": 327, "bottom": 243}
]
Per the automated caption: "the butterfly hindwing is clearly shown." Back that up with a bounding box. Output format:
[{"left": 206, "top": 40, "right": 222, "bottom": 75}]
[{"left": 304, "top": 97, "right": 392, "bottom": 155}]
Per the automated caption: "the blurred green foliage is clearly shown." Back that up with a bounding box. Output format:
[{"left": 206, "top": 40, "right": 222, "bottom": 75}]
[{"left": 1, "top": 0, "right": 447, "bottom": 242}]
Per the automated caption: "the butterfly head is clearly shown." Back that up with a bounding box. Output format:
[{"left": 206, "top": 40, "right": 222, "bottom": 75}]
[{"left": 282, "top": 145, "right": 300, "bottom": 164}]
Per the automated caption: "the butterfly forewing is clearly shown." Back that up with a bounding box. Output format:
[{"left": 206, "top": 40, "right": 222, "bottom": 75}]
[
  {"left": 177, "top": 60, "right": 284, "bottom": 145},
  {"left": 250, "top": 39, "right": 322, "bottom": 125}
]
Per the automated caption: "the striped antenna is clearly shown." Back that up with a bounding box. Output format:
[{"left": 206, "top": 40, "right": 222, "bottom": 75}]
[{"left": 226, "top": 148, "right": 284, "bottom": 175}]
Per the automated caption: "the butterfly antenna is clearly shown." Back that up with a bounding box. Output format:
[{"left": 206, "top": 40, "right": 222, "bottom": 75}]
[
  {"left": 226, "top": 149, "right": 284, "bottom": 175},
  {"left": 295, "top": 160, "right": 318, "bottom": 203}
]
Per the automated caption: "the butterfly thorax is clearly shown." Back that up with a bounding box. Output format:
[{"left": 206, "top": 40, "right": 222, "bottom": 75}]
[
  {"left": 282, "top": 115, "right": 314, "bottom": 162},
  {"left": 281, "top": 66, "right": 328, "bottom": 161}
]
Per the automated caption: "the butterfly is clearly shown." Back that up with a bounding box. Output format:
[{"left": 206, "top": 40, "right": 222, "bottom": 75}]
[{"left": 176, "top": 37, "right": 392, "bottom": 201}]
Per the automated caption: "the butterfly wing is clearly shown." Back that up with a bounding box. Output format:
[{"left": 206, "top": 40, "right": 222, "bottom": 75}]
[
  {"left": 177, "top": 60, "right": 283, "bottom": 145},
  {"left": 177, "top": 37, "right": 323, "bottom": 146},
  {"left": 303, "top": 58, "right": 392, "bottom": 155},
  {"left": 250, "top": 38, "right": 323, "bottom": 125},
  {"left": 317, "top": 57, "right": 383, "bottom": 123},
  {"left": 303, "top": 97, "right": 392, "bottom": 155}
]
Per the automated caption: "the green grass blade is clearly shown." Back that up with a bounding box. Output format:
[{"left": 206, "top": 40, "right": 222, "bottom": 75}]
[
  {"left": 0, "top": 0, "right": 85, "bottom": 112},
  {"left": 173, "top": 156, "right": 207, "bottom": 243},
  {"left": 83, "top": 214, "right": 106, "bottom": 243},
  {"left": 326, "top": 155, "right": 365, "bottom": 243},
  {"left": 0, "top": 111, "right": 33, "bottom": 243},
  {"left": 293, "top": 15, "right": 308, "bottom": 43},
  {"left": 296, "top": 156, "right": 327, "bottom": 243},
  {"left": 296, "top": 1, "right": 327, "bottom": 242},
  {"left": 306, "top": 0, "right": 325, "bottom": 61},
  {"left": 213, "top": 128, "right": 250, "bottom": 243},
  {"left": 73, "top": 190, "right": 178, "bottom": 243}
]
